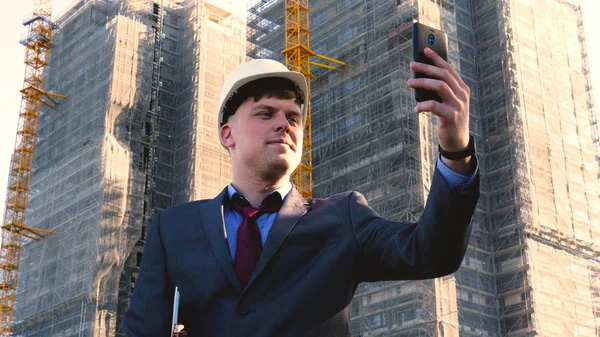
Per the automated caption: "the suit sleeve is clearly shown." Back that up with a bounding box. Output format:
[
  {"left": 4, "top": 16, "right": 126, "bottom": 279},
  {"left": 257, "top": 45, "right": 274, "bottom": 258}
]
[
  {"left": 122, "top": 212, "right": 172, "bottom": 337},
  {"left": 352, "top": 167, "right": 479, "bottom": 282}
]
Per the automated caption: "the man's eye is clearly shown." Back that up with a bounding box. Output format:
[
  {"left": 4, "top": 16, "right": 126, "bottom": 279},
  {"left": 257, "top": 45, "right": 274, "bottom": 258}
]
[
  {"left": 287, "top": 117, "right": 300, "bottom": 124},
  {"left": 259, "top": 111, "right": 272, "bottom": 117}
]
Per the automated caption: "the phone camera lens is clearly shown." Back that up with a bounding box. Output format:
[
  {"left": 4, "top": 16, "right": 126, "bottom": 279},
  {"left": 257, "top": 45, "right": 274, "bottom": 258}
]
[{"left": 428, "top": 34, "right": 436, "bottom": 46}]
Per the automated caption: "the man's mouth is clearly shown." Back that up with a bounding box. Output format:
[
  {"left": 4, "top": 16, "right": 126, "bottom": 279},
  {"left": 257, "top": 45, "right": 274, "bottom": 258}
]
[{"left": 268, "top": 140, "right": 293, "bottom": 150}]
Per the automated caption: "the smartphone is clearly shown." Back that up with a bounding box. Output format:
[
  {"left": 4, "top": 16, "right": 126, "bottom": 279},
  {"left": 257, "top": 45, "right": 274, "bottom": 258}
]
[{"left": 412, "top": 22, "right": 448, "bottom": 103}]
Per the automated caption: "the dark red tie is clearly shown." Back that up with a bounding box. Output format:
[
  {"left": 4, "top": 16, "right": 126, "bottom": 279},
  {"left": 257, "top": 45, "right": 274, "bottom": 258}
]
[{"left": 231, "top": 192, "right": 283, "bottom": 288}]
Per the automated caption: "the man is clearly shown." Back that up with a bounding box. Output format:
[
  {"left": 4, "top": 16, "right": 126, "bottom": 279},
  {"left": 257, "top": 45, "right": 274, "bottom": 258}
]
[{"left": 123, "top": 48, "right": 479, "bottom": 337}]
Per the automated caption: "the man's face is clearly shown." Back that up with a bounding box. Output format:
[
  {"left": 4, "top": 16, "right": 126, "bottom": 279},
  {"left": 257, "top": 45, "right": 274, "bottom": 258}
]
[{"left": 220, "top": 96, "right": 303, "bottom": 180}]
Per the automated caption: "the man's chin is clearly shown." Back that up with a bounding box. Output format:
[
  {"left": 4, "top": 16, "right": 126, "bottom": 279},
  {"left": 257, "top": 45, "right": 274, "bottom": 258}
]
[{"left": 259, "top": 158, "right": 295, "bottom": 179}]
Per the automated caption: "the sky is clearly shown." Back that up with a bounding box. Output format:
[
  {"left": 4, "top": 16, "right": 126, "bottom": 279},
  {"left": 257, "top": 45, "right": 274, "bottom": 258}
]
[{"left": 0, "top": 0, "right": 599, "bottom": 221}]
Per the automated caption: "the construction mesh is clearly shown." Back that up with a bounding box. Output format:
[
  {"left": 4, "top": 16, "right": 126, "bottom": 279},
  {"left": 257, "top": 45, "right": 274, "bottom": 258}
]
[
  {"left": 248, "top": 0, "right": 600, "bottom": 336},
  {"left": 12, "top": 1, "right": 245, "bottom": 336}
]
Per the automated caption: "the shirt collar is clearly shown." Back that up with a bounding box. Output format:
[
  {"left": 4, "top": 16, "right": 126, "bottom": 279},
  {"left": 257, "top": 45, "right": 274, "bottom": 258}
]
[{"left": 226, "top": 182, "right": 293, "bottom": 206}]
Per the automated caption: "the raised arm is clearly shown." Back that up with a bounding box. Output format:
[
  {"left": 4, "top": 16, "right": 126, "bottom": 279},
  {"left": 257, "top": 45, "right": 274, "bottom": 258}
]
[{"left": 352, "top": 167, "right": 479, "bottom": 282}]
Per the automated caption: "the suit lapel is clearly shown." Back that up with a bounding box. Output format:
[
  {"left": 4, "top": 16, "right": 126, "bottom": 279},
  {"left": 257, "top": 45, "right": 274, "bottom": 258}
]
[
  {"left": 201, "top": 188, "right": 242, "bottom": 293},
  {"left": 244, "top": 187, "right": 310, "bottom": 291}
]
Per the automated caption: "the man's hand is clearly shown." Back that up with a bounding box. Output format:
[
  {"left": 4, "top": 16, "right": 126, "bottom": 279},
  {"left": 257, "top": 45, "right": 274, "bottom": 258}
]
[
  {"left": 407, "top": 47, "right": 473, "bottom": 174},
  {"left": 173, "top": 324, "right": 186, "bottom": 336}
]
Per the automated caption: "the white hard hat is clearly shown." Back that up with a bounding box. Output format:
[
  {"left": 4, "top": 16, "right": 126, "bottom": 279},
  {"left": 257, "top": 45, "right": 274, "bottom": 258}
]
[{"left": 217, "top": 59, "right": 308, "bottom": 130}]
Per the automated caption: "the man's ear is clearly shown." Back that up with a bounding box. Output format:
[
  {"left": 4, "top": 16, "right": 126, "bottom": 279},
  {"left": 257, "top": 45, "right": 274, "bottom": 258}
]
[{"left": 219, "top": 123, "right": 235, "bottom": 149}]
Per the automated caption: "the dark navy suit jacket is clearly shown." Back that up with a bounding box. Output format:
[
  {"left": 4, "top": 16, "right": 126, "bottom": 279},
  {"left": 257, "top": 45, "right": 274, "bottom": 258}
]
[{"left": 123, "top": 168, "right": 479, "bottom": 337}]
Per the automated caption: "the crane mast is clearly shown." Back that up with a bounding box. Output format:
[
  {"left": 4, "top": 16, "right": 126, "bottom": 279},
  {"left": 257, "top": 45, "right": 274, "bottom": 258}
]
[
  {"left": 0, "top": 1, "right": 65, "bottom": 335},
  {"left": 283, "top": 0, "right": 344, "bottom": 198}
]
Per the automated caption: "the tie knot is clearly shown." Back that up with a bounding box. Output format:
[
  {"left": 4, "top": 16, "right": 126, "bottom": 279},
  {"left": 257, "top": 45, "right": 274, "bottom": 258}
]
[{"left": 231, "top": 192, "right": 283, "bottom": 220}]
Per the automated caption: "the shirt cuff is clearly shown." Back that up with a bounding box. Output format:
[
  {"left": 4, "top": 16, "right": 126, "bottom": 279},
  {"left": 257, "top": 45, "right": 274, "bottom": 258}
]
[{"left": 436, "top": 154, "right": 479, "bottom": 189}]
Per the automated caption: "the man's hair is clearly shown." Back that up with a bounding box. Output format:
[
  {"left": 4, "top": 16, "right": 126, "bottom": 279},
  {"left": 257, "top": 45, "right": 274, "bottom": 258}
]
[{"left": 221, "top": 77, "right": 305, "bottom": 125}]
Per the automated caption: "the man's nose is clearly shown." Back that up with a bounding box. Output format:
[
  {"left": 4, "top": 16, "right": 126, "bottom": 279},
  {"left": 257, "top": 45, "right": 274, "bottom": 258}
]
[{"left": 273, "top": 113, "right": 291, "bottom": 132}]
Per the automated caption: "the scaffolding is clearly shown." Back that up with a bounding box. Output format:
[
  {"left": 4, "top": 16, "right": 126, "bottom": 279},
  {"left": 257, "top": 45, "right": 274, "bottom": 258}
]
[
  {"left": 0, "top": 1, "right": 65, "bottom": 336},
  {"left": 5, "top": 0, "right": 599, "bottom": 335},
  {"left": 11, "top": 2, "right": 149, "bottom": 335},
  {"left": 116, "top": 1, "right": 170, "bottom": 335},
  {"left": 248, "top": 0, "right": 600, "bottom": 336},
  {"left": 141, "top": 0, "right": 165, "bottom": 250},
  {"left": 462, "top": 0, "right": 600, "bottom": 335},
  {"left": 9, "top": 0, "right": 244, "bottom": 336},
  {"left": 170, "top": 0, "right": 244, "bottom": 204}
]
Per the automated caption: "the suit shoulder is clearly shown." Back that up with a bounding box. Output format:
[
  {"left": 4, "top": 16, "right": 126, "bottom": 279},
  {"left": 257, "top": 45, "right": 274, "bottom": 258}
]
[
  {"left": 309, "top": 190, "right": 360, "bottom": 209},
  {"left": 157, "top": 199, "right": 211, "bottom": 218}
]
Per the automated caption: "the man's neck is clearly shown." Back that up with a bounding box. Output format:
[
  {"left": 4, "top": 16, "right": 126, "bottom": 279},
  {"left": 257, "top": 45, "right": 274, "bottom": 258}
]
[{"left": 230, "top": 178, "right": 290, "bottom": 207}]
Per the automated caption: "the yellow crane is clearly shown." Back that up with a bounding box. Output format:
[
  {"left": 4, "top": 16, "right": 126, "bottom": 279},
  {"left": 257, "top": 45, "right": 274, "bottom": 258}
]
[
  {"left": 0, "top": 1, "right": 65, "bottom": 335},
  {"left": 282, "top": 0, "right": 345, "bottom": 198}
]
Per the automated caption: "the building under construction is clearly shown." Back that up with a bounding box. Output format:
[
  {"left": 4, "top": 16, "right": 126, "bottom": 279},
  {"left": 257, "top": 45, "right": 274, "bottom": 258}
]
[
  {"left": 248, "top": 0, "right": 600, "bottom": 336},
  {"left": 10, "top": 0, "right": 245, "bottom": 336},
  {"left": 7, "top": 0, "right": 600, "bottom": 336}
]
